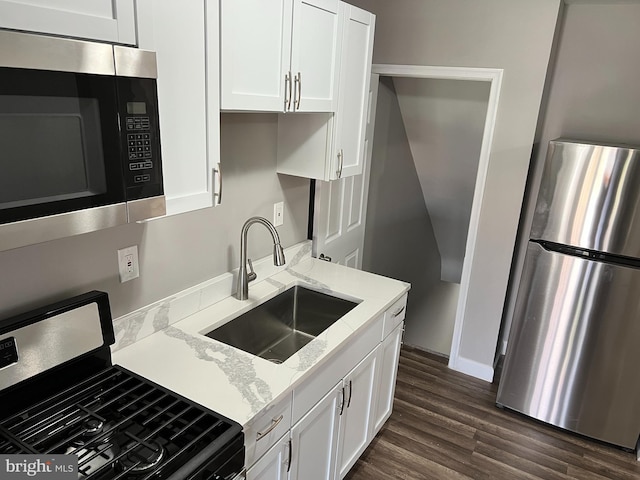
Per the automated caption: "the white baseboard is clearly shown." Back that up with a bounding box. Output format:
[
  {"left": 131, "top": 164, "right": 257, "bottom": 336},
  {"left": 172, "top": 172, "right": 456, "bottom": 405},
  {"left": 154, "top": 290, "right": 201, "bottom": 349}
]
[{"left": 450, "top": 355, "right": 494, "bottom": 383}]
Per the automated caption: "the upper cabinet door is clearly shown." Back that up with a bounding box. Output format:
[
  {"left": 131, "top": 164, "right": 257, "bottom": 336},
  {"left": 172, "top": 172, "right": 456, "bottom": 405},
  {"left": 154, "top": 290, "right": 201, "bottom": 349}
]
[
  {"left": 289, "top": 0, "right": 340, "bottom": 112},
  {"left": 220, "top": 0, "right": 293, "bottom": 112},
  {"left": 137, "top": 0, "right": 218, "bottom": 216},
  {"left": 0, "top": 0, "right": 136, "bottom": 45},
  {"left": 332, "top": 4, "right": 375, "bottom": 178}
]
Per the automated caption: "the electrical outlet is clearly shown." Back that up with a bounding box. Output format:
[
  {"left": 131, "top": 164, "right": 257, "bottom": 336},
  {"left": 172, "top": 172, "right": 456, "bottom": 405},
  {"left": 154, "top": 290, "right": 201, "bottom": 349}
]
[
  {"left": 117, "top": 245, "right": 140, "bottom": 283},
  {"left": 273, "top": 201, "right": 284, "bottom": 226}
]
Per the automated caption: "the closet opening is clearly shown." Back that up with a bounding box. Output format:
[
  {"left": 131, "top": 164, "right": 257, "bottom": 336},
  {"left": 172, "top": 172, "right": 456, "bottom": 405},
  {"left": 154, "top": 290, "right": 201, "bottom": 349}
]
[{"left": 363, "top": 65, "right": 501, "bottom": 373}]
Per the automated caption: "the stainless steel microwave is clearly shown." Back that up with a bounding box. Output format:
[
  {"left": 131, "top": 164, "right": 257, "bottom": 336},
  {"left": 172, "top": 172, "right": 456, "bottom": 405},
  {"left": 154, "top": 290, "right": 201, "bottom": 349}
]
[{"left": 0, "top": 30, "right": 166, "bottom": 252}]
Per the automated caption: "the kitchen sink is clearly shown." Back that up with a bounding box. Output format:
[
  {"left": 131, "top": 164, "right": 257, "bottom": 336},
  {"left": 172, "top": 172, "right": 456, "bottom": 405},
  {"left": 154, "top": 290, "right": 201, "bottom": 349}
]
[{"left": 205, "top": 285, "right": 360, "bottom": 363}]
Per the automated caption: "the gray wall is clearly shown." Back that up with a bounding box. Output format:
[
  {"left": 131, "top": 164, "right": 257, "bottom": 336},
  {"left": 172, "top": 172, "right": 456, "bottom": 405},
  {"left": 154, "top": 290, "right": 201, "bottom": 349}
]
[
  {"left": 351, "top": 0, "right": 561, "bottom": 371},
  {"left": 503, "top": 2, "right": 640, "bottom": 349},
  {"left": 363, "top": 77, "right": 442, "bottom": 350},
  {"left": 0, "top": 114, "right": 310, "bottom": 320},
  {"left": 393, "top": 77, "right": 490, "bottom": 283}
]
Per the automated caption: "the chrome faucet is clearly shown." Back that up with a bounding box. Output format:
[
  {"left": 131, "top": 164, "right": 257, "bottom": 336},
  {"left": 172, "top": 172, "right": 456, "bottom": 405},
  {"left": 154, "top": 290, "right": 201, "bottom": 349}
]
[{"left": 236, "top": 216, "right": 286, "bottom": 300}]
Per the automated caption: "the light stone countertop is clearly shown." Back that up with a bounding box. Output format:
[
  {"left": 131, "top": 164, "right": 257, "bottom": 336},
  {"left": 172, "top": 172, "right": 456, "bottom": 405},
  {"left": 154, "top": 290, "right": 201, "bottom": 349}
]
[{"left": 113, "top": 257, "right": 410, "bottom": 428}]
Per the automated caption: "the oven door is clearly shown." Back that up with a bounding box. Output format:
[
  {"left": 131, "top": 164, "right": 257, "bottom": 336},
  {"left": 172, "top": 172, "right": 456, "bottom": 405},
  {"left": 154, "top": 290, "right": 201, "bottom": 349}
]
[{"left": 0, "top": 66, "right": 127, "bottom": 250}]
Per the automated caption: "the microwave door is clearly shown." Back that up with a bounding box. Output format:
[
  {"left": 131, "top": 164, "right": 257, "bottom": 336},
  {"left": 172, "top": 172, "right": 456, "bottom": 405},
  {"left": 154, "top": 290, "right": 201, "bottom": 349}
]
[{"left": 0, "top": 67, "right": 128, "bottom": 250}]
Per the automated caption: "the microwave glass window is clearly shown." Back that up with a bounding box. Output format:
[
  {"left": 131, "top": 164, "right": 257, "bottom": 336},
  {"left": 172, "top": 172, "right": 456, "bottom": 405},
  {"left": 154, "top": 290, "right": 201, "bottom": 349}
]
[
  {"left": 126, "top": 102, "right": 147, "bottom": 115},
  {"left": 0, "top": 95, "right": 107, "bottom": 210}
]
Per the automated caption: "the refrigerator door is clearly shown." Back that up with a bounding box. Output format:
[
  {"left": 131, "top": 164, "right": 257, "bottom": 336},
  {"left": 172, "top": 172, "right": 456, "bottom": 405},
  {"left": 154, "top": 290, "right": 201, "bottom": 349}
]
[
  {"left": 497, "top": 242, "right": 640, "bottom": 449},
  {"left": 532, "top": 140, "right": 640, "bottom": 258}
]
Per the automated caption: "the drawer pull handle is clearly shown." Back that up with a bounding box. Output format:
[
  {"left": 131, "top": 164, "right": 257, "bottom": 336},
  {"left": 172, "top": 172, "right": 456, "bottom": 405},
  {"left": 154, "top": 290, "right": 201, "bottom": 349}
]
[
  {"left": 392, "top": 306, "right": 405, "bottom": 318},
  {"left": 256, "top": 414, "right": 284, "bottom": 440}
]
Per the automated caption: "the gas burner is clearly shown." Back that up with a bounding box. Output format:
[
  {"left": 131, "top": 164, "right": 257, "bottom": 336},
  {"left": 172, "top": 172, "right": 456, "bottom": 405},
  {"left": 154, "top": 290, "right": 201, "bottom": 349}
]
[
  {"left": 119, "top": 441, "right": 165, "bottom": 474},
  {"left": 84, "top": 418, "right": 104, "bottom": 434},
  {"left": 71, "top": 417, "right": 113, "bottom": 448}
]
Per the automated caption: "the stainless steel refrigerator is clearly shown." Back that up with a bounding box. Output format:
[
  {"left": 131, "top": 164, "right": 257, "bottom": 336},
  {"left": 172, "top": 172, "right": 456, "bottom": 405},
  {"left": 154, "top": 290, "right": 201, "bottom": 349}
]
[{"left": 497, "top": 139, "right": 640, "bottom": 450}]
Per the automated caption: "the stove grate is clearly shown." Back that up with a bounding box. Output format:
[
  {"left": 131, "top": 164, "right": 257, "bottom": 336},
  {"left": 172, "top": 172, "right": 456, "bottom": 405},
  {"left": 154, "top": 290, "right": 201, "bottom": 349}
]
[{"left": 0, "top": 366, "right": 240, "bottom": 480}]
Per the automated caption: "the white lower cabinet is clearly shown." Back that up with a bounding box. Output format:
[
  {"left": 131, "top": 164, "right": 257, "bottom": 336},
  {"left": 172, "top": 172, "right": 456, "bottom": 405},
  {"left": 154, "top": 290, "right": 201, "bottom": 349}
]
[
  {"left": 335, "top": 348, "right": 378, "bottom": 479},
  {"left": 373, "top": 323, "right": 404, "bottom": 434},
  {"left": 247, "top": 433, "right": 290, "bottom": 480},
  {"left": 245, "top": 293, "right": 407, "bottom": 480},
  {"left": 289, "top": 382, "right": 342, "bottom": 480}
]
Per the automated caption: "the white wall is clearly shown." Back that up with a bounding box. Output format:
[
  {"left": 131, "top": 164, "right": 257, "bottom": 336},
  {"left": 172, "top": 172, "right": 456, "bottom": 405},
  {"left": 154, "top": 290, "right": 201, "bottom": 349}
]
[
  {"left": 350, "top": 0, "right": 561, "bottom": 372},
  {"left": 503, "top": 2, "right": 640, "bottom": 351},
  {"left": 0, "top": 114, "right": 310, "bottom": 320}
]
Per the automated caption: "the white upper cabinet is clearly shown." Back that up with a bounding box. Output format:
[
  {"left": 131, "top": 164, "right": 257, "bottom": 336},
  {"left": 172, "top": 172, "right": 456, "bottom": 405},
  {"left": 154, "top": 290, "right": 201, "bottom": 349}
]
[
  {"left": 0, "top": 0, "right": 136, "bottom": 45},
  {"left": 276, "top": 4, "right": 375, "bottom": 180},
  {"left": 332, "top": 3, "right": 375, "bottom": 178},
  {"left": 289, "top": 0, "right": 340, "bottom": 112},
  {"left": 220, "top": 0, "right": 340, "bottom": 112},
  {"left": 137, "top": 0, "right": 220, "bottom": 215}
]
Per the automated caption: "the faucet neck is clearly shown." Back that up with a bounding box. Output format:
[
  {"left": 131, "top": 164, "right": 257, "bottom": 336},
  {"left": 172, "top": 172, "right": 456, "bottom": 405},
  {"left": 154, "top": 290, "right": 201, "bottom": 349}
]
[{"left": 236, "top": 217, "right": 286, "bottom": 301}]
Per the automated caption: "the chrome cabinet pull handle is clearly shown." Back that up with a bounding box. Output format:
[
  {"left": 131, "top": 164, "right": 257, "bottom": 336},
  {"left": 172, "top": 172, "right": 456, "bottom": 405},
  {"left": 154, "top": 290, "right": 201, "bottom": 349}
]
[
  {"left": 392, "top": 306, "right": 405, "bottom": 317},
  {"left": 338, "top": 387, "right": 345, "bottom": 415},
  {"left": 256, "top": 414, "right": 283, "bottom": 440},
  {"left": 294, "top": 72, "right": 301, "bottom": 110},
  {"left": 284, "top": 71, "right": 292, "bottom": 111},
  {"left": 346, "top": 380, "right": 353, "bottom": 408},
  {"left": 213, "top": 163, "right": 222, "bottom": 205},
  {"left": 336, "top": 149, "right": 344, "bottom": 178},
  {"left": 287, "top": 439, "right": 293, "bottom": 473}
]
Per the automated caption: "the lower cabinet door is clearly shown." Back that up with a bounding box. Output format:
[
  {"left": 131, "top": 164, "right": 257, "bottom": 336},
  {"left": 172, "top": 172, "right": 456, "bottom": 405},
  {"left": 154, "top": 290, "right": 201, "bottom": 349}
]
[
  {"left": 247, "top": 433, "right": 290, "bottom": 480},
  {"left": 335, "top": 348, "right": 378, "bottom": 479},
  {"left": 289, "top": 382, "right": 342, "bottom": 480},
  {"left": 373, "top": 323, "right": 403, "bottom": 434}
]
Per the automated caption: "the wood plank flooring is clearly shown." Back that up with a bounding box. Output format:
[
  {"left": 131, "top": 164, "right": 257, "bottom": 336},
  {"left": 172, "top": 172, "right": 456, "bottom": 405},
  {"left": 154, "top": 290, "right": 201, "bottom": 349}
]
[{"left": 345, "top": 347, "right": 640, "bottom": 480}]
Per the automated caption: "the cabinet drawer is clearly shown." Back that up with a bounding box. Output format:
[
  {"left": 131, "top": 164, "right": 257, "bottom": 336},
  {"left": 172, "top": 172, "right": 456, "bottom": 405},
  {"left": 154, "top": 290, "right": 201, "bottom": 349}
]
[
  {"left": 292, "top": 313, "right": 383, "bottom": 424},
  {"left": 382, "top": 294, "right": 407, "bottom": 339},
  {"left": 245, "top": 392, "right": 292, "bottom": 468}
]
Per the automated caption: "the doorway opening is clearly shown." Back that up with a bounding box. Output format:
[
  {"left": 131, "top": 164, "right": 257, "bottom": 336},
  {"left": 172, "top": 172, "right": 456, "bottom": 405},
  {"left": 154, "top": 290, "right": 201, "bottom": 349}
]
[{"left": 365, "top": 65, "right": 502, "bottom": 375}]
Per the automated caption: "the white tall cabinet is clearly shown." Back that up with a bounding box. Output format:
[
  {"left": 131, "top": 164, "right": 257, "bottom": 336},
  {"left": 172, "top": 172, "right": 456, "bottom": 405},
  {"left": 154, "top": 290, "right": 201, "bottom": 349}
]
[
  {"left": 0, "top": 0, "right": 136, "bottom": 45},
  {"left": 220, "top": 0, "right": 340, "bottom": 113}
]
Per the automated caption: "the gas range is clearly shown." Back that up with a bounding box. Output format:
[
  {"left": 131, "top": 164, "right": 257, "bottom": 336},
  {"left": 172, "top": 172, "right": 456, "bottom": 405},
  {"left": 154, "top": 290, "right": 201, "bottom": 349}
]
[{"left": 0, "top": 291, "right": 244, "bottom": 480}]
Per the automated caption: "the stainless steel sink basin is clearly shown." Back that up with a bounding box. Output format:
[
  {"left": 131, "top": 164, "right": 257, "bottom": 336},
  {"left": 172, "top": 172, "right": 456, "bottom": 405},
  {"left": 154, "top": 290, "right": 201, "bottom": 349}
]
[{"left": 205, "top": 286, "right": 359, "bottom": 363}]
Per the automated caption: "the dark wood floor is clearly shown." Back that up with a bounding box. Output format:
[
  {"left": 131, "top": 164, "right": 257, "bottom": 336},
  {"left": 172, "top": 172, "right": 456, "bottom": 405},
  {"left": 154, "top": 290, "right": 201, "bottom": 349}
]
[{"left": 345, "top": 347, "right": 640, "bottom": 480}]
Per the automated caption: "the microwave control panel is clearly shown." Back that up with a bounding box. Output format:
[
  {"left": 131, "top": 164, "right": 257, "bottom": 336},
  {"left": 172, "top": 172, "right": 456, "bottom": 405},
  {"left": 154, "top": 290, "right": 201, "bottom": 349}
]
[
  {"left": 118, "top": 76, "right": 163, "bottom": 200},
  {"left": 126, "top": 117, "right": 154, "bottom": 180}
]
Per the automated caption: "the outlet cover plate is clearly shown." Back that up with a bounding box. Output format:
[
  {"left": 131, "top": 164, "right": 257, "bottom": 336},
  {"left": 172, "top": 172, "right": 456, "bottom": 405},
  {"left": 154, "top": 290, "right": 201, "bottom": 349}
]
[
  {"left": 117, "top": 245, "right": 139, "bottom": 283},
  {"left": 273, "top": 202, "right": 284, "bottom": 226}
]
